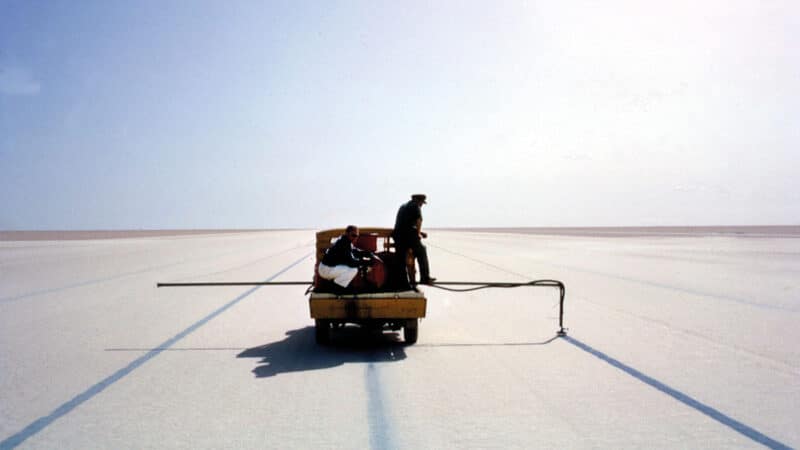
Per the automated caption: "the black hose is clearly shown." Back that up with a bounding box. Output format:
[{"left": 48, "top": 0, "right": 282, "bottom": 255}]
[{"left": 426, "top": 280, "right": 563, "bottom": 292}]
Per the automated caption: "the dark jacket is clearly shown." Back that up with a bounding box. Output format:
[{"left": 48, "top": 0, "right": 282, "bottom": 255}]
[
  {"left": 392, "top": 200, "right": 422, "bottom": 244},
  {"left": 321, "top": 235, "right": 372, "bottom": 267}
]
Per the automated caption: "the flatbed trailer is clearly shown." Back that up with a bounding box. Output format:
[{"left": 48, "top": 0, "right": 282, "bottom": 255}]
[{"left": 310, "top": 227, "right": 425, "bottom": 344}]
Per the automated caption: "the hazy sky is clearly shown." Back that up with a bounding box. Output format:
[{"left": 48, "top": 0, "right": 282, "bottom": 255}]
[{"left": 1, "top": 1, "right": 798, "bottom": 229}]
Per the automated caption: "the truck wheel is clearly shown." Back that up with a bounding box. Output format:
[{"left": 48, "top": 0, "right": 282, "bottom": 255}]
[
  {"left": 403, "top": 319, "right": 418, "bottom": 344},
  {"left": 315, "top": 319, "right": 330, "bottom": 345}
]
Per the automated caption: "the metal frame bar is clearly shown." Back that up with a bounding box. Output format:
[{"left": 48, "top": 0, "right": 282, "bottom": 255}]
[{"left": 157, "top": 279, "right": 567, "bottom": 336}]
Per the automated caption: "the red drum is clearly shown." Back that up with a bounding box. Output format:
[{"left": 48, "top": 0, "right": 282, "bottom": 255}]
[
  {"left": 366, "top": 259, "right": 387, "bottom": 288},
  {"left": 356, "top": 233, "right": 378, "bottom": 252}
]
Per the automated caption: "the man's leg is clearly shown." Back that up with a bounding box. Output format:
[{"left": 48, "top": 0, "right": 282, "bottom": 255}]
[
  {"left": 410, "top": 240, "right": 432, "bottom": 283},
  {"left": 394, "top": 243, "right": 412, "bottom": 287}
]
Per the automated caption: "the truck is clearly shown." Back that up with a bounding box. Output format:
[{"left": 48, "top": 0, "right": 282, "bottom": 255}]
[{"left": 309, "top": 227, "right": 426, "bottom": 344}]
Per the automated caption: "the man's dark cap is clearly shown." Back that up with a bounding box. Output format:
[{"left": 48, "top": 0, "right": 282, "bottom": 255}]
[{"left": 411, "top": 194, "right": 427, "bottom": 204}]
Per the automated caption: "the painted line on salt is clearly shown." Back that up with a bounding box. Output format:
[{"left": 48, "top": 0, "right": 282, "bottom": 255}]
[
  {"left": 366, "top": 362, "right": 397, "bottom": 450},
  {"left": 564, "top": 336, "right": 791, "bottom": 450},
  {"left": 0, "top": 253, "right": 311, "bottom": 450}
]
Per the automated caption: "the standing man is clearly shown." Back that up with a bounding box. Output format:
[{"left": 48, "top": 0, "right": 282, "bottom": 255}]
[{"left": 392, "top": 194, "right": 435, "bottom": 285}]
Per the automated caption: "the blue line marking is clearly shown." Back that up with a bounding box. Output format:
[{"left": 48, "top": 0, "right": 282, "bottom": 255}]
[
  {"left": 366, "top": 362, "right": 396, "bottom": 450},
  {"left": 560, "top": 267, "right": 793, "bottom": 312},
  {"left": 1, "top": 265, "right": 173, "bottom": 304},
  {"left": 433, "top": 244, "right": 796, "bottom": 312},
  {"left": 563, "top": 336, "right": 792, "bottom": 449},
  {"left": 0, "top": 244, "right": 308, "bottom": 304},
  {"left": 0, "top": 253, "right": 310, "bottom": 450}
]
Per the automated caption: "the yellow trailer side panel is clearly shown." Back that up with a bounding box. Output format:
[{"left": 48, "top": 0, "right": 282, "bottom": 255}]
[{"left": 309, "top": 297, "right": 426, "bottom": 319}]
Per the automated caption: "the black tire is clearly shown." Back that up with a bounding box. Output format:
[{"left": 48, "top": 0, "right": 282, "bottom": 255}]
[
  {"left": 403, "top": 319, "right": 418, "bottom": 344},
  {"left": 315, "top": 319, "right": 330, "bottom": 345}
]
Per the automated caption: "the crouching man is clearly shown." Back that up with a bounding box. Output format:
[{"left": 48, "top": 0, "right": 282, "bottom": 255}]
[{"left": 318, "top": 225, "right": 381, "bottom": 290}]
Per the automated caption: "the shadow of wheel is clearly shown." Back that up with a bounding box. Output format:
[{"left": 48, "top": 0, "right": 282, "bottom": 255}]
[{"left": 315, "top": 319, "right": 331, "bottom": 344}]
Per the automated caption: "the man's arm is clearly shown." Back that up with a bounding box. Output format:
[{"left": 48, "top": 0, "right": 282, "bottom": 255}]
[
  {"left": 353, "top": 247, "right": 373, "bottom": 259},
  {"left": 326, "top": 237, "right": 361, "bottom": 267},
  {"left": 416, "top": 218, "right": 427, "bottom": 239}
]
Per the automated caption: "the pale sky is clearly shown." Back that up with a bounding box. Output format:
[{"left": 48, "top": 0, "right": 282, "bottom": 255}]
[{"left": 1, "top": 1, "right": 798, "bottom": 229}]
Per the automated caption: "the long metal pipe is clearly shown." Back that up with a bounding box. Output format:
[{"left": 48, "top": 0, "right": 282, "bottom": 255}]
[
  {"left": 157, "top": 281, "right": 310, "bottom": 287},
  {"left": 156, "top": 279, "right": 567, "bottom": 336}
]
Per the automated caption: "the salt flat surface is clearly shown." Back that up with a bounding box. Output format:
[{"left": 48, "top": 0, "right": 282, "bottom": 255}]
[{"left": 1, "top": 229, "right": 798, "bottom": 449}]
